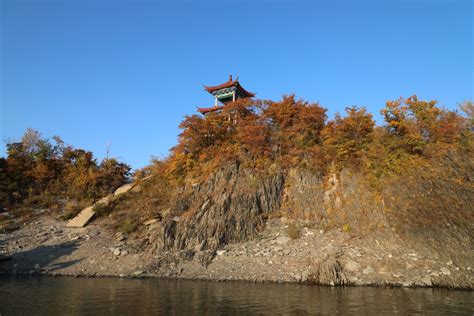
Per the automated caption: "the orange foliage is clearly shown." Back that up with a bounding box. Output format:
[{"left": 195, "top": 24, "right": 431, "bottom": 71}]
[
  {"left": 0, "top": 129, "right": 131, "bottom": 207},
  {"left": 322, "top": 106, "right": 375, "bottom": 165},
  {"left": 167, "top": 94, "right": 472, "bottom": 181},
  {"left": 381, "top": 95, "right": 468, "bottom": 154}
]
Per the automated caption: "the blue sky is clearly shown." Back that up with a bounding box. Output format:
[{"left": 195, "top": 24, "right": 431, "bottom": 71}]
[{"left": 1, "top": 0, "right": 472, "bottom": 169}]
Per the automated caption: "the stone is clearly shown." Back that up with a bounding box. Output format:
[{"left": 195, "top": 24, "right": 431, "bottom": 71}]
[
  {"left": 34, "top": 263, "right": 40, "bottom": 269},
  {"left": 144, "top": 219, "right": 159, "bottom": 226},
  {"left": 113, "top": 248, "right": 121, "bottom": 256},
  {"left": 440, "top": 267, "right": 451, "bottom": 276},
  {"left": 121, "top": 250, "right": 129, "bottom": 256},
  {"left": 363, "top": 266, "right": 374, "bottom": 275},
  {"left": 275, "top": 236, "right": 290, "bottom": 245},
  {"left": 133, "top": 270, "right": 143, "bottom": 276},
  {"left": 302, "top": 228, "right": 314, "bottom": 236},
  {"left": 88, "top": 229, "right": 100, "bottom": 237},
  {"left": 291, "top": 273, "right": 301, "bottom": 281},
  {"left": 301, "top": 271, "right": 309, "bottom": 283},
  {"left": 216, "top": 250, "right": 227, "bottom": 256},
  {"left": 421, "top": 275, "right": 432, "bottom": 286}
]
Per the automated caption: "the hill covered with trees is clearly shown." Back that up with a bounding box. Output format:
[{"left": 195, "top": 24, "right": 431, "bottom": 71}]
[
  {"left": 1, "top": 95, "right": 473, "bottom": 288},
  {"left": 2, "top": 96, "right": 472, "bottom": 233}
]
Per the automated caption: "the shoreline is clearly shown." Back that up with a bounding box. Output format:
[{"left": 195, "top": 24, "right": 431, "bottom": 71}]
[
  {"left": 1, "top": 215, "right": 472, "bottom": 290},
  {"left": 1, "top": 271, "right": 473, "bottom": 292}
]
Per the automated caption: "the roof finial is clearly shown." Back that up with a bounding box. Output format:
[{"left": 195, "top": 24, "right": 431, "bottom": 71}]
[{"left": 229, "top": 74, "right": 233, "bottom": 82}]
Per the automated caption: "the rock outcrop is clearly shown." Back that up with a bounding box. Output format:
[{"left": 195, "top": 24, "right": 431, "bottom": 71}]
[{"left": 163, "top": 163, "right": 284, "bottom": 252}]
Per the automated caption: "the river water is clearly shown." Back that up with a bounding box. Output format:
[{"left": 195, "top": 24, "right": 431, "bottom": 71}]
[{"left": 0, "top": 276, "right": 472, "bottom": 315}]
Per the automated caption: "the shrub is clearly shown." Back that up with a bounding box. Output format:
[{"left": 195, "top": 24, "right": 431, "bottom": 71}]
[
  {"left": 92, "top": 203, "right": 114, "bottom": 218},
  {"left": 287, "top": 223, "right": 302, "bottom": 240},
  {"left": 62, "top": 200, "right": 88, "bottom": 220},
  {"left": 342, "top": 223, "right": 351, "bottom": 233},
  {"left": 116, "top": 215, "right": 139, "bottom": 234}
]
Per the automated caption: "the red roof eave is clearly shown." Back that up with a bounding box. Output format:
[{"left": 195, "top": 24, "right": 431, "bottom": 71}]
[
  {"left": 197, "top": 105, "right": 224, "bottom": 114},
  {"left": 235, "top": 81, "right": 256, "bottom": 98},
  {"left": 204, "top": 80, "right": 235, "bottom": 93},
  {"left": 204, "top": 76, "right": 255, "bottom": 97}
]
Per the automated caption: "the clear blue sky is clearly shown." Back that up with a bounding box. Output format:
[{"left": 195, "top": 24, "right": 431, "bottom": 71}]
[{"left": 1, "top": 0, "right": 472, "bottom": 169}]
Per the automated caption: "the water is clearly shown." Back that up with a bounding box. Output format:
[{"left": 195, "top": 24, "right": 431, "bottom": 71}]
[{"left": 0, "top": 276, "right": 472, "bottom": 315}]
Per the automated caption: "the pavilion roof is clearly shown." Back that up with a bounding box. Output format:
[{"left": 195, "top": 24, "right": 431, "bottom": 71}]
[
  {"left": 197, "top": 105, "right": 224, "bottom": 114},
  {"left": 204, "top": 75, "right": 256, "bottom": 98}
]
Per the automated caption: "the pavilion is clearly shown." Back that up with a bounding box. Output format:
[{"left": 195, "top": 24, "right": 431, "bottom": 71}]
[{"left": 198, "top": 75, "right": 255, "bottom": 115}]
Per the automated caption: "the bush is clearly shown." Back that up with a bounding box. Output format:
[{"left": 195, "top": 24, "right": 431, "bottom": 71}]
[
  {"left": 116, "top": 215, "right": 139, "bottom": 234},
  {"left": 92, "top": 203, "right": 114, "bottom": 218},
  {"left": 287, "top": 223, "right": 302, "bottom": 240},
  {"left": 62, "top": 200, "right": 88, "bottom": 220},
  {"left": 342, "top": 223, "right": 351, "bottom": 233}
]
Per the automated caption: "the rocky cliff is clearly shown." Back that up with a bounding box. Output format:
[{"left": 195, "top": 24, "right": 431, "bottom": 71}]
[{"left": 150, "top": 152, "right": 473, "bottom": 289}]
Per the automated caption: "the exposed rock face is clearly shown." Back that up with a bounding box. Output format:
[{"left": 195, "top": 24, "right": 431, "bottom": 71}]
[
  {"left": 282, "top": 168, "right": 387, "bottom": 232},
  {"left": 163, "top": 163, "right": 284, "bottom": 252},
  {"left": 154, "top": 154, "right": 473, "bottom": 285}
]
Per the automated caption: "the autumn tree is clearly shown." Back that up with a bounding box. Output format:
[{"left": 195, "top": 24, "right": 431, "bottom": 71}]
[
  {"left": 322, "top": 106, "right": 375, "bottom": 165},
  {"left": 381, "top": 96, "right": 466, "bottom": 154},
  {"left": 459, "top": 100, "right": 473, "bottom": 127},
  {"left": 261, "top": 95, "right": 327, "bottom": 162},
  {"left": 0, "top": 129, "right": 131, "bottom": 208}
]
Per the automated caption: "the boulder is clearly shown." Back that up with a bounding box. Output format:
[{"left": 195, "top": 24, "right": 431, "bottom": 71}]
[{"left": 440, "top": 267, "right": 451, "bottom": 276}]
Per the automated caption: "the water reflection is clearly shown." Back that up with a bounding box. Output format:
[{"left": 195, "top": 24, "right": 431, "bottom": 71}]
[{"left": 0, "top": 276, "right": 472, "bottom": 315}]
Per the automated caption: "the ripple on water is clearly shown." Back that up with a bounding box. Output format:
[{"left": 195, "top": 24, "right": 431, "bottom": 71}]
[{"left": 0, "top": 276, "right": 473, "bottom": 315}]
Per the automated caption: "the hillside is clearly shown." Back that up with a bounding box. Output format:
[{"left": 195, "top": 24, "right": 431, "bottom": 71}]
[{"left": 1, "top": 96, "right": 473, "bottom": 289}]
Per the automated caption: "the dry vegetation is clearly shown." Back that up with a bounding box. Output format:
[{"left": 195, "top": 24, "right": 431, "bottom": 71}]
[
  {"left": 1, "top": 96, "right": 472, "bottom": 239},
  {"left": 0, "top": 129, "right": 130, "bottom": 229}
]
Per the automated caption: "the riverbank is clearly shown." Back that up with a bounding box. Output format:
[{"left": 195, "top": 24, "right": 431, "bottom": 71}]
[{"left": 0, "top": 215, "right": 472, "bottom": 290}]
